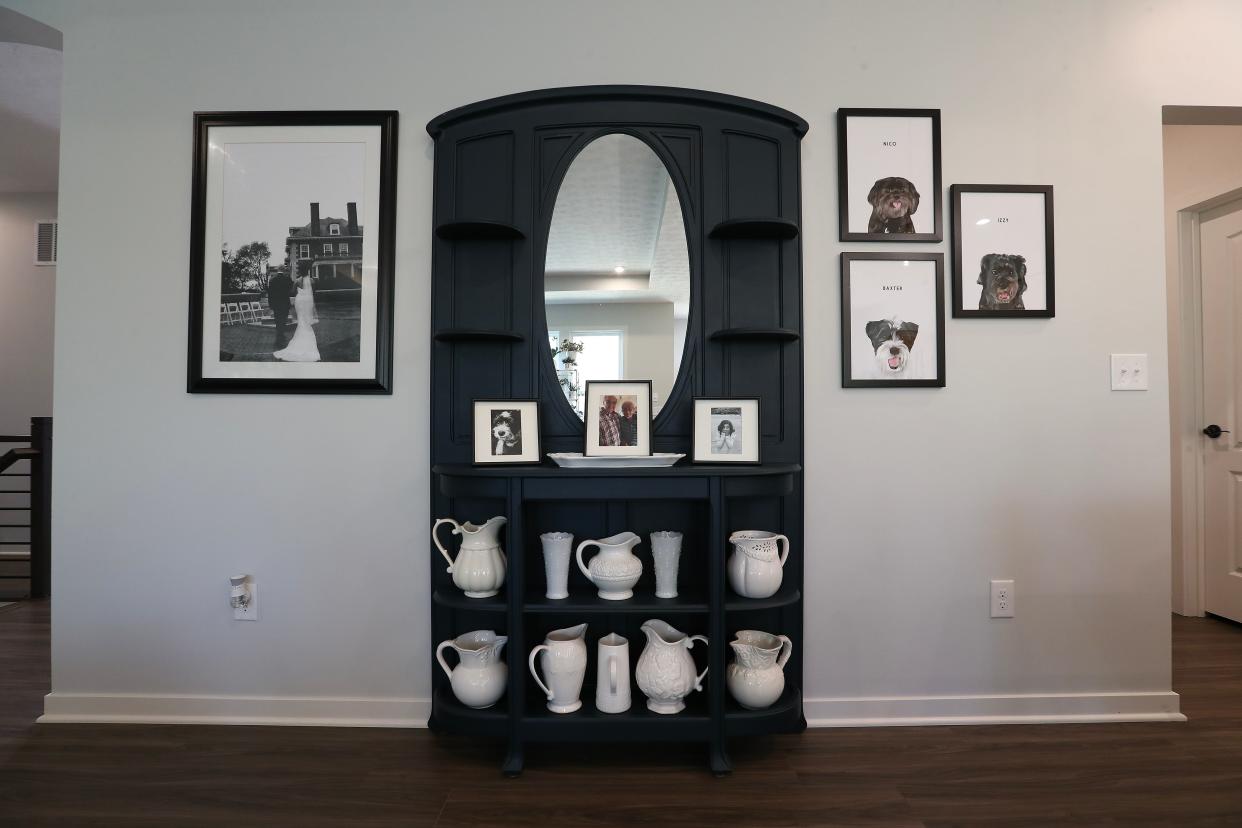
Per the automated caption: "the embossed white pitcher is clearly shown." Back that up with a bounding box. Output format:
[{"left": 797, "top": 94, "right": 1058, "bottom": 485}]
[
  {"left": 436, "top": 630, "right": 508, "bottom": 709},
  {"left": 433, "top": 516, "right": 507, "bottom": 598},
  {"left": 576, "top": 531, "right": 643, "bottom": 600},
  {"left": 727, "top": 530, "right": 789, "bottom": 599},
  {"left": 635, "top": 619, "right": 708, "bottom": 714}
]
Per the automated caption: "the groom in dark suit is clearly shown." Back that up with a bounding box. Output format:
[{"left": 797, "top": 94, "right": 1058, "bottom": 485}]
[{"left": 267, "top": 270, "right": 297, "bottom": 350}]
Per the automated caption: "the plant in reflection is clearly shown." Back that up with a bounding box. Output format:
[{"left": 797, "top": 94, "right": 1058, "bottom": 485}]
[{"left": 553, "top": 337, "right": 585, "bottom": 365}]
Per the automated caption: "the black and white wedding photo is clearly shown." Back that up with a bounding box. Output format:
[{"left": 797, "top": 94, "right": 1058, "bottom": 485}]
[
  {"left": 188, "top": 112, "right": 397, "bottom": 393},
  {"left": 472, "top": 400, "right": 541, "bottom": 464}
]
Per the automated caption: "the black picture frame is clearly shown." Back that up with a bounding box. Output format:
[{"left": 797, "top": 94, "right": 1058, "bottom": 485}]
[
  {"left": 691, "top": 397, "right": 762, "bottom": 465},
  {"left": 838, "top": 108, "right": 943, "bottom": 243},
  {"left": 472, "top": 399, "right": 543, "bottom": 465},
  {"left": 841, "top": 252, "right": 946, "bottom": 388},
  {"left": 187, "top": 110, "right": 398, "bottom": 394},
  {"left": 951, "top": 184, "right": 1055, "bottom": 318},
  {"left": 582, "top": 380, "right": 654, "bottom": 457}
]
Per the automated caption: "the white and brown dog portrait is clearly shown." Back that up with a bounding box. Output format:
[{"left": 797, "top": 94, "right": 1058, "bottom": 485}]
[
  {"left": 865, "top": 318, "right": 919, "bottom": 377},
  {"left": 977, "top": 253, "right": 1028, "bottom": 310},
  {"left": 490, "top": 410, "right": 522, "bottom": 455},
  {"left": 867, "top": 176, "right": 920, "bottom": 234}
]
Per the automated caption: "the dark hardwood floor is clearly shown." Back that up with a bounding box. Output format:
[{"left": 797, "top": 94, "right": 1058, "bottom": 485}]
[{"left": 2, "top": 600, "right": 1240, "bottom": 827}]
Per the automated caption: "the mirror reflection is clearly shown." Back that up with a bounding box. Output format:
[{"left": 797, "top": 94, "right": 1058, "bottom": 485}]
[{"left": 544, "top": 134, "right": 690, "bottom": 418}]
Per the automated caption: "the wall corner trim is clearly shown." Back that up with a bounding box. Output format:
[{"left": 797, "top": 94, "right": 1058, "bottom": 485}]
[
  {"left": 38, "top": 692, "right": 431, "bottom": 728},
  {"left": 803, "top": 691, "right": 1185, "bottom": 727}
]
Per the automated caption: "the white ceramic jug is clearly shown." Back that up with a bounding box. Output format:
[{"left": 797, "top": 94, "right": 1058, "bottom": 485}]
[
  {"left": 436, "top": 630, "right": 508, "bottom": 709},
  {"left": 595, "top": 633, "right": 631, "bottom": 714},
  {"left": 727, "top": 530, "right": 789, "bottom": 599},
  {"left": 576, "top": 532, "right": 643, "bottom": 600},
  {"left": 727, "top": 629, "right": 792, "bottom": 710},
  {"left": 528, "top": 623, "right": 588, "bottom": 713},
  {"left": 433, "top": 516, "right": 507, "bottom": 598},
  {"left": 635, "top": 619, "right": 708, "bottom": 714}
]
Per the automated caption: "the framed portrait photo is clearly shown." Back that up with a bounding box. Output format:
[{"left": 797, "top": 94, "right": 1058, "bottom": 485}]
[
  {"left": 473, "top": 400, "right": 541, "bottom": 465},
  {"left": 838, "top": 108, "right": 942, "bottom": 242},
  {"left": 692, "top": 398, "right": 760, "bottom": 464},
  {"left": 841, "top": 252, "right": 945, "bottom": 388},
  {"left": 951, "top": 184, "right": 1054, "bottom": 318},
  {"left": 583, "top": 380, "right": 653, "bottom": 457},
  {"left": 188, "top": 111, "right": 398, "bottom": 393}
]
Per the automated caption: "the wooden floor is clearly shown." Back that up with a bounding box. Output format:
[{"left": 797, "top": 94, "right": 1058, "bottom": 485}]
[{"left": 2, "top": 601, "right": 1241, "bottom": 827}]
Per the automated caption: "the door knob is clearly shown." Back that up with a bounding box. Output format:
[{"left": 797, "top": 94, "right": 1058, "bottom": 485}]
[{"left": 1204, "top": 424, "right": 1231, "bottom": 438}]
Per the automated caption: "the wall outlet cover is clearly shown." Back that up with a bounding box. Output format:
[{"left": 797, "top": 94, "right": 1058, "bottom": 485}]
[{"left": 991, "top": 579, "right": 1014, "bottom": 618}]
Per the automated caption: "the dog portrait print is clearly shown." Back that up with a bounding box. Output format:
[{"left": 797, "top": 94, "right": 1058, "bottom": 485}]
[
  {"left": 867, "top": 177, "right": 920, "bottom": 235},
  {"left": 490, "top": 409, "right": 523, "bottom": 456},
  {"left": 977, "top": 253, "right": 1028, "bottom": 311},
  {"left": 864, "top": 318, "right": 919, "bottom": 376}
]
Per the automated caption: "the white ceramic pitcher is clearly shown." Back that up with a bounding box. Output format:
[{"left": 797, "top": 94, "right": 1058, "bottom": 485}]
[
  {"left": 436, "top": 630, "right": 508, "bottom": 709},
  {"left": 635, "top": 619, "right": 708, "bottom": 714},
  {"left": 433, "top": 516, "right": 507, "bottom": 598},
  {"left": 576, "top": 532, "right": 643, "bottom": 600},
  {"left": 727, "top": 530, "right": 789, "bottom": 599},
  {"left": 727, "top": 629, "right": 792, "bottom": 710},
  {"left": 595, "top": 633, "right": 631, "bottom": 714},
  {"left": 528, "top": 623, "right": 588, "bottom": 713}
]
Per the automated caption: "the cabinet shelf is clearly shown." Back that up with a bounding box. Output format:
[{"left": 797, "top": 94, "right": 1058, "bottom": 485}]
[
  {"left": 433, "top": 589, "right": 506, "bottom": 613},
  {"left": 524, "top": 588, "right": 709, "bottom": 615},
  {"left": 709, "top": 328, "right": 801, "bottom": 343},
  {"left": 435, "top": 220, "right": 525, "bottom": 240},
  {"left": 709, "top": 217, "right": 800, "bottom": 240},
  {"left": 522, "top": 690, "right": 710, "bottom": 741},
  {"left": 725, "top": 686, "right": 803, "bottom": 737},
  {"left": 431, "top": 688, "right": 508, "bottom": 737},
  {"left": 433, "top": 329, "right": 525, "bottom": 343},
  {"left": 726, "top": 586, "right": 801, "bottom": 612}
]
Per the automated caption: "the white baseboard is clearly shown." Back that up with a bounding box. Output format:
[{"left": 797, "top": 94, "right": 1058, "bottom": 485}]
[
  {"left": 39, "top": 692, "right": 431, "bottom": 728},
  {"left": 804, "top": 690, "right": 1185, "bottom": 727}
]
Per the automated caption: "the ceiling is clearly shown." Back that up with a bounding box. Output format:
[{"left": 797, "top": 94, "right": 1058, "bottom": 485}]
[
  {"left": 544, "top": 134, "right": 690, "bottom": 316},
  {"left": 0, "top": 39, "right": 60, "bottom": 193}
]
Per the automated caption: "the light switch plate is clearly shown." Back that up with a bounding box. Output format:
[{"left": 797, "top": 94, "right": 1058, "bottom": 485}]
[{"left": 1111, "top": 354, "right": 1148, "bottom": 391}]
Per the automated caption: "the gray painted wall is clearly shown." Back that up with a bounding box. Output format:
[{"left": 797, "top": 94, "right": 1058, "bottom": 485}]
[
  {"left": 0, "top": 192, "right": 55, "bottom": 435},
  {"left": 11, "top": 0, "right": 1231, "bottom": 724}
]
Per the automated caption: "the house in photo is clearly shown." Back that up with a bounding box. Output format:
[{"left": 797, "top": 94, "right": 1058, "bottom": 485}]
[{"left": 286, "top": 201, "right": 362, "bottom": 289}]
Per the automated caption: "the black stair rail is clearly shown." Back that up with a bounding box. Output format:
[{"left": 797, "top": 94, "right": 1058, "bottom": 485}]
[{"left": 0, "top": 418, "right": 51, "bottom": 599}]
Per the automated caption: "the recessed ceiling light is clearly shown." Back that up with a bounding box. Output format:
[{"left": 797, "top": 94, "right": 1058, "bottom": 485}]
[
  {"left": 976, "top": 218, "right": 990, "bottom": 226},
  {"left": 614, "top": 265, "right": 626, "bottom": 274}
]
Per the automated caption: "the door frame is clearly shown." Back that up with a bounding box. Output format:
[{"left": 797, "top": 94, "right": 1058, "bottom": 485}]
[{"left": 1170, "top": 184, "right": 1242, "bottom": 617}]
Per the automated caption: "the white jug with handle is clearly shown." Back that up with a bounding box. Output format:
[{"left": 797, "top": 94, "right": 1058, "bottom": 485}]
[
  {"left": 727, "top": 530, "right": 789, "bottom": 599},
  {"left": 436, "top": 630, "right": 508, "bottom": 709},
  {"left": 576, "top": 531, "right": 642, "bottom": 600},
  {"left": 433, "top": 516, "right": 507, "bottom": 598},
  {"left": 528, "top": 623, "right": 589, "bottom": 713}
]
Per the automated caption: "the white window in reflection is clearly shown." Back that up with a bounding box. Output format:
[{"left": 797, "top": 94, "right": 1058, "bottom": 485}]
[{"left": 573, "top": 332, "right": 623, "bottom": 381}]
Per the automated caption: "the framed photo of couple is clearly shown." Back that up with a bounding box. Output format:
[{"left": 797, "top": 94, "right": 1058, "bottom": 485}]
[
  {"left": 187, "top": 111, "right": 399, "bottom": 394},
  {"left": 584, "top": 380, "right": 653, "bottom": 457}
]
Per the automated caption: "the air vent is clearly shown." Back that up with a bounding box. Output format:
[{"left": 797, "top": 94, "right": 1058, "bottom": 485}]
[{"left": 35, "top": 220, "right": 57, "bottom": 266}]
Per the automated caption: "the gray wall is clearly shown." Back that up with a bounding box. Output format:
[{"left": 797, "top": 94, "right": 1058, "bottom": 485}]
[
  {"left": 13, "top": 0, "right": 1227, "bottom": 725},
  {"left": 0, "top": 192, "right": 55, "bottom": 435}
]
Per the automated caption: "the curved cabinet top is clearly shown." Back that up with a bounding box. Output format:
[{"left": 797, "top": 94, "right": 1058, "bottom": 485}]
[{"left": 427, "top": 85, "right": 809, "bottom": 138}]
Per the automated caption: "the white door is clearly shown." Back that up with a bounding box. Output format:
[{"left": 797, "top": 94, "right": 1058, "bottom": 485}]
[{"left": 1201, "top": 198, "right": 1242, "bottom": 622}]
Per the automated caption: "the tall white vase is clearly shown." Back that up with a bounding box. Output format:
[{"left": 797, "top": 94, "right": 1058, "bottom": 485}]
[
  {"left": 540, "top": 531, "right": 573, "bottom": 600},
  {"left": 650, "top": 531, "right": 682, "bottom": 599}
]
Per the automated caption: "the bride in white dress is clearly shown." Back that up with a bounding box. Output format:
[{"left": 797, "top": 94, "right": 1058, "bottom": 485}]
[{"left": 274, "top": 275, "right": 320, "bottom": 362}]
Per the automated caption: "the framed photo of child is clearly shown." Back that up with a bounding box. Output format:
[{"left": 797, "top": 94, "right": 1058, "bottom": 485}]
[
  {"left": 692, "top": 398, "right": 761, "bottom": 464},
  {"left": 583, "top": 380, "right": 653, "bottom": 457}
]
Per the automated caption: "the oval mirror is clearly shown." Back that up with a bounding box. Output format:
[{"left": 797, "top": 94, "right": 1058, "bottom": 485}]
[{"left": 544, "top": 134, "right": 690, "bottom": 420}]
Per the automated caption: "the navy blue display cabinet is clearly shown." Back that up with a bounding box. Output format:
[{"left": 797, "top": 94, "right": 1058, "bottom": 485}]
[{"left": 427, "top": 86, "right": 807, "bottom": 775}]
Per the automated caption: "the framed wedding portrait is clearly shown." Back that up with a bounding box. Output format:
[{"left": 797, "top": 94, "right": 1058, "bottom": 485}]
[
  {"left": 951, "top": 184, "right": 1055, "bottom": 318},
  {"left": 838, "top": 108, "right": 942, "bottom": 243},
  {"left": 583, "top": 380, "right": 653, "bottom": 457},
  {"left": 187, "top": 111, "right": 398, "bottom": 393},
  {"left": 473, "top": 400, "right": 541, "bottom": 465},
  {"left": 841, "top": 252, "right": 946, "bottom": 388},
  {"left": 692, "top": 398, "right": 761, "bottom": 464}
]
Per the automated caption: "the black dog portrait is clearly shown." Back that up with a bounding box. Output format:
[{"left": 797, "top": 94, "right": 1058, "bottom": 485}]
[
  {"left": 977, "top": 253, "right": 1028, "bottom": 310},
  {"left": 867, "top": 176, "right": 920, "bottom": 234},
  {"left": 490, "top": 410, "right": 522, "bottom": 456}
]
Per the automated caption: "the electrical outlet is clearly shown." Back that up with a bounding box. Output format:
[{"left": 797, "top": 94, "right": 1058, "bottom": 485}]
[
  {"left": 1111, "top": 354, "right": 1148, "bottom": 391},
  {"left": 990, "top": 579, "right": 1014, "bottom": 618},
  {"left": 234, "top": 582, "right": 259, "bottom": 621}
]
